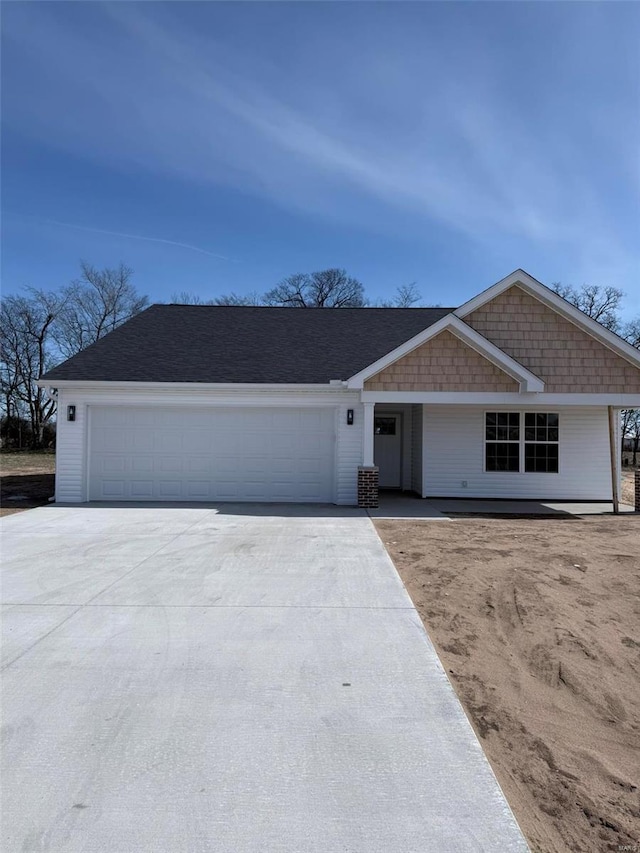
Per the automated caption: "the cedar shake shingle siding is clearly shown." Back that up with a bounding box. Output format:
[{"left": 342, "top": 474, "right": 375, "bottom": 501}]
[
  {"left": 363, "top": 330, "right": 519, "bottom": 392},
  {"left": 466, "top": 286, "right": 640, "bottom": 394}
]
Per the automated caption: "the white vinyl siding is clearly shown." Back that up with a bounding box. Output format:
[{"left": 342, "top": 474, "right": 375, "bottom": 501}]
[
  {"left": 422, "top": 406, "right": 611, "bottom": 499},
  {"left": 54, "top": 389, "right": 89, "bottom": 504},
  {"left": 335, "top": 402, "right": 363, "bottom": 505},
  {"left": 411, "top": 404, "right": 423, "bottom": 494},
  {"left": 53, "top": 388, "right": 362, "bottom": 504}
]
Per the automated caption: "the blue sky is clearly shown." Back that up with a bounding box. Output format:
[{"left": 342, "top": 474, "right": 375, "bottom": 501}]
[{"left": 2, "top": 1, "right": 639, "bottom": 313}]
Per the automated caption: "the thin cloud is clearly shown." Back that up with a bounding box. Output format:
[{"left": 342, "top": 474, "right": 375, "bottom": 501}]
[
  {"left": 3, "top": 3, "right": 638, "bottom": 290},
  {"left": 9, "top": 213, "right": 233, "bottom": 261}
]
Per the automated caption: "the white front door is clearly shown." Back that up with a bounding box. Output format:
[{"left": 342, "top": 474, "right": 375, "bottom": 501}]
[{"left": 374, "top": 414, "right": 402, "bottom": 488}]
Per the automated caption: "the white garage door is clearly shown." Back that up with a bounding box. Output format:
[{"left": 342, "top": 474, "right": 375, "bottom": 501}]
[{"left": 88, "top": 406, "right": 335, "bottom": 502}]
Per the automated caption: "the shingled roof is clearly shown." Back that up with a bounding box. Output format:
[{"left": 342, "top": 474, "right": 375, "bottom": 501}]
[{"left": 41, "top": 304, "right": 454, "bottom": 384}]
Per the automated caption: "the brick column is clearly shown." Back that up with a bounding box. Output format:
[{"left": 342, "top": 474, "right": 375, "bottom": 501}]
[
  {"left": 358, "top": 466, "right": 379, "bottom": 508},
  {"left": 635, "top": 470, "right": 640, "bottom": 512}
]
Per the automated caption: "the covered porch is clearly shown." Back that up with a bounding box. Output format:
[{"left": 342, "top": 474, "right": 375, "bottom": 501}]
[{"left": 357, "top": 401, "right": 630, "bottom": 512}]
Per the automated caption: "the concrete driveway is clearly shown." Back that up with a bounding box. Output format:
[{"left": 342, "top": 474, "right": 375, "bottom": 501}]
[{"left": 1, "top": 504, "right": 528, "bottom": 853}]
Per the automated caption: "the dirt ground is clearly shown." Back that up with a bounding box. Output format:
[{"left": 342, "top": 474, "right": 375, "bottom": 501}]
[
  {"left": 0, "top": 452, "right": 56, "bottom": 516},
  {"left": 376, "top": 514, "right": 640, "bottom": 853},
  {"left": 621, "top": 468, "right": 636, "bottom": 507}
]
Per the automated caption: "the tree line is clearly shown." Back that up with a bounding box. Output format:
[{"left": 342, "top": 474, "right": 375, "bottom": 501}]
[
  {"left": 170, "top": 269, "right": 421, "bottom": 308},
  {"left": 1, "top": 263, "right": 147, "bottom": 449},
  {"left": 1, "top": 262, "right": 638, "bottom": 452}
]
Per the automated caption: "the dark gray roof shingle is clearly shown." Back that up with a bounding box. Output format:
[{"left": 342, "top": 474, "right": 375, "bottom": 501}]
[{"left": 42, "top": 304, "right": 454, "bottom": 384}]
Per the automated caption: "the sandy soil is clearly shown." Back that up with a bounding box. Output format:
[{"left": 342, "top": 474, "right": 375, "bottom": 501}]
[
  {"left": 0, "top": 452, "right": 55, "bottom": 516},
  {"left": 621, "top": 469, "right": 637, "bottom": 507},
  {"left": 376, "top": 515, "right": 640, "bottom": 853}
]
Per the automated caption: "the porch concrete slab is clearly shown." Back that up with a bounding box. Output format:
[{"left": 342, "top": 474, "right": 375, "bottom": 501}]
[
  {"left": 542, "top": 501, "right": 635, "bottom": 515},
  {"left": 1, "top": 505, "right": 528, "bottom": 853},
  {"left": 427, "top": 498, "right": 635, "bottom": 516},
  {"left": 369, "top": 494, "right": 635, "bottom": 519},
  {"left": 368, "top": 493, "right": 450, "bottom": 520}
]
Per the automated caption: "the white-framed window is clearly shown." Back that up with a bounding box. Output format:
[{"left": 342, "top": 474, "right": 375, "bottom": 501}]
[
  {"left": 524, "top": 413, "right": 559, "bottom": 472},
  {"left": 484, "top": 412, "right": 559, "bottom": 473},
  {"left": 485, "top": 412, "right": 520, "bottom": 471}
]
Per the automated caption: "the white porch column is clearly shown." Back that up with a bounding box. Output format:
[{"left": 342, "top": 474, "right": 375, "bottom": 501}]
[
  {"left": 363, "top": 402, "right": 375, "bottom": 466},
  {"left": 608, "top": 406, "right": 620, "bottom": 514}
]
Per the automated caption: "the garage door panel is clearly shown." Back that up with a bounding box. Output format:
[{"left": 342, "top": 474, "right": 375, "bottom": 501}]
[
  {"left": 89, "top": 406, "right": 335, "bottom": 502},
  {"left": 188, "top": 430, "right": 212, "bottom": 454},
  {"left": 186, "top": 481, "right": 210, "bottom": 499},
  {"left": 131, "top": 457, "right": 154, "bottom": 474},
  {"left": 102, "top": 456, "right": 126, "bottom": 475},
  {"left": 102, "top": 480, "right": 125, "bottom": 498},
  {"left": 158, "top": 456, "right": 184, "bottom": 473},
  {"left": 128, "top": 480, "right": 152, "bottom": 497},
  {"left": 152, "top": 431, "right": 180, "bottom": 453},
  {"left": 100, "top": 409, "right": 129, "bottom": 428},
  {"left": 184, "top": 456, "right": 210, "bottom": 474}
]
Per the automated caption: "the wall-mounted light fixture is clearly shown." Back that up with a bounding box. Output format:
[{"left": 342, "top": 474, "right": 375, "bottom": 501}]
[
  {"left": 67, "top": 405, "right": 76, "bottom": 422},
  {"left": 347, "top": 409, "right": 354, "bottom": 425}
]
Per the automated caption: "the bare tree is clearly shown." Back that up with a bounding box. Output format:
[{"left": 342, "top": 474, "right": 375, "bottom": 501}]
[
  {"left": 0, "top": 290, "right": 65, "bottom": 448},
  {"left": 393, "top": 282, "right": 422, "bottom": 307},
  {"left": 55, "top": 262, "right": 148, "bottom": 358},
  {"left": 551, "top": 281, "right": 640, "bottom": 464},
  {"left": 264, "top": 269, "right": 365, "bottom": 308},
  {"left": 213, "top": 291, "right": 263, "bottom": 306},
  {"left": 623, "top": 317, "right": 640, "bottom": 349},
  {"left": 170, "top": 291, "right": 263, "bottom": 306},
  {"left": 375, "top": 282, "right": 423, "bottom": 307},
  {"left": 170, "top": 291, "right": 211, "bottom": 305},
  {"left": 551, "top": 282, "right": 624, "bottom": 331},
  {"left": 1, "top": 262, "right": 148, "bottom": 448},
  {"left": 622, "top": 409, "right": 640, "bottom": 467}
]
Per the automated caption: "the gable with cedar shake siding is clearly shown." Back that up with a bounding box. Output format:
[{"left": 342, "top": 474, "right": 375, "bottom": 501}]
[
  {"left": 363, "top": 330, "right": 520, "bottom": 392},
  {"left": 465, "top": 285, "right": 640, "bottom": 394}
]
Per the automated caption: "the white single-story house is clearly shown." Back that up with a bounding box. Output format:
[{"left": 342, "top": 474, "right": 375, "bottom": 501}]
[{"left": 40, "top": 270, "right": 640, "bottom": 508}]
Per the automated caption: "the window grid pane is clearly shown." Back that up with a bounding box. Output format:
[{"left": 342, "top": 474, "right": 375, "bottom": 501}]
[
  {"left": 525, "top": 443, "right": 559, "bottom": 473},
  {"left": 486, "top": 412, "right": 520, "bottom": 443},
  {"left": 486, "top": 442, "right": 520, "bottom": 472}
]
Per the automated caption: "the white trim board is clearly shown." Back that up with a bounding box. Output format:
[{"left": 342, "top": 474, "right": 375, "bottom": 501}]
[
  {"left": 361, "top": 392, "right": 640, "bottom": 406},
  {"left": 346, "top": 314, "right": 544, "bottom": 392},
  {"left": 36, "top": 380, "right": 347, "bottom": 392}
]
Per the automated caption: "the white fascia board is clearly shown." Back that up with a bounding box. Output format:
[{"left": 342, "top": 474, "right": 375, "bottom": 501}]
[
  {"left": 36, "top": 380, "right": 345, "bottom": 393},
  {"left": 361, "top": 391, "right": 640, "bottom": 406},
  {"left": 346, "top": 313, "right": 544, "bottom": 392},
  {"left": 455, "top": 268, "right": 640, "bottom": 369}
]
